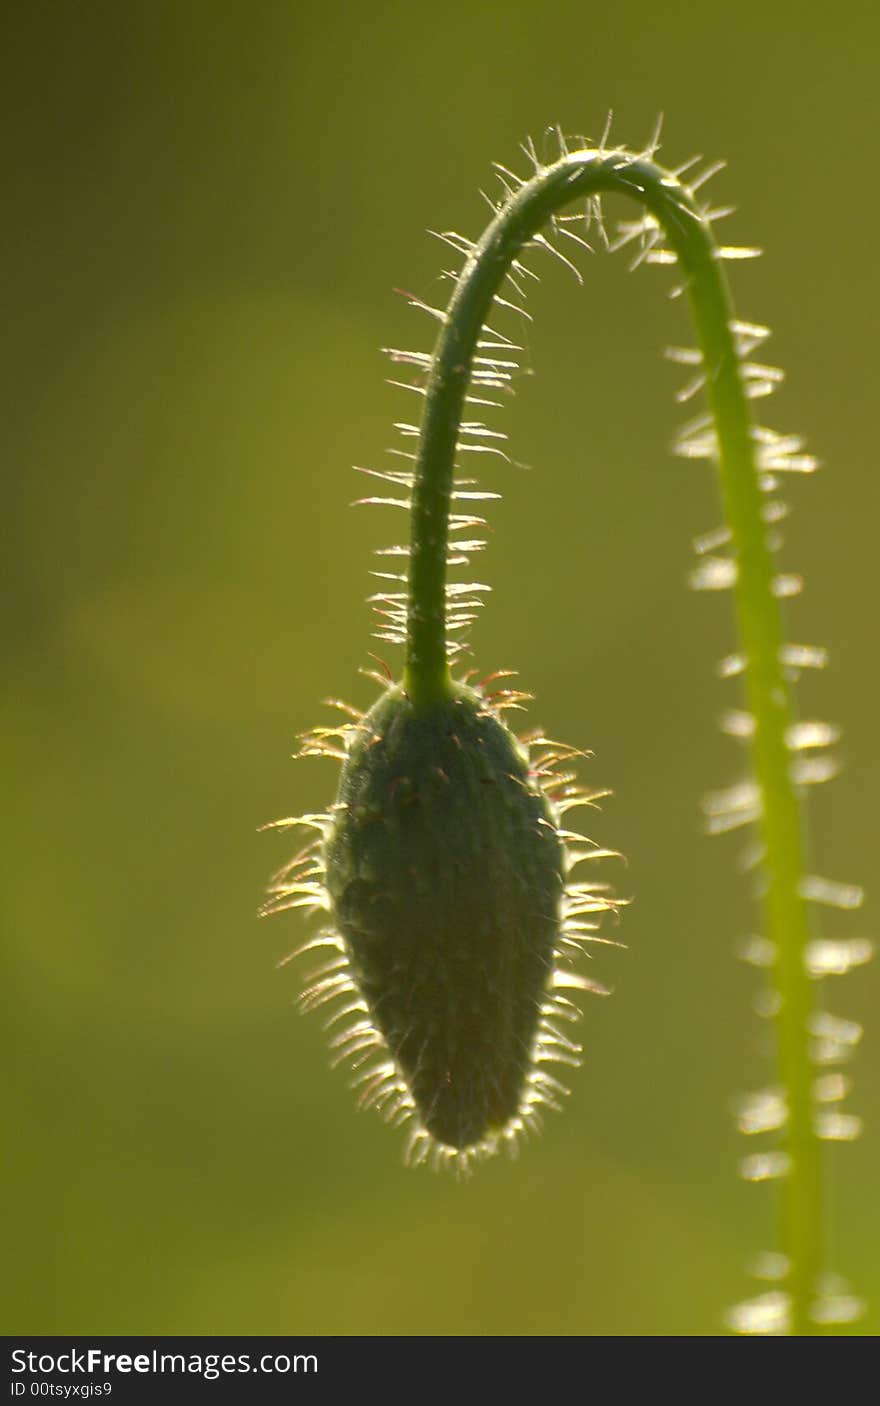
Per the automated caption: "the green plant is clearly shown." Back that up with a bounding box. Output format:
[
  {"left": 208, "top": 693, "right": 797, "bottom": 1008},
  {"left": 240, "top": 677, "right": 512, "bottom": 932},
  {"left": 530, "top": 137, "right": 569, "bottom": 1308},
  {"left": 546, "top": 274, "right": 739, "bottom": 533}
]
[{"left": 264, "top": 124, "right": 866, "bottom": 1336}]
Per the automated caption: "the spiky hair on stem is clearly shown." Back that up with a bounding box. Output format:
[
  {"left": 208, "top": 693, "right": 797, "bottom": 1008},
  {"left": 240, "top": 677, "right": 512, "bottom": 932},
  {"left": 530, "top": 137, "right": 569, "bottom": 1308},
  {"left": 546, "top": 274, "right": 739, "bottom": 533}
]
[{"left": 263, "top": 115, "right": 866, "bottom": 1335}]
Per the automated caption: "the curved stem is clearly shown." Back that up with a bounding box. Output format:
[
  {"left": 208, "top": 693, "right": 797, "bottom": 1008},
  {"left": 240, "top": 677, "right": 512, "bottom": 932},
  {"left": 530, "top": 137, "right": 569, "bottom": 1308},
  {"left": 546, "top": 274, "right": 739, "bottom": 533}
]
[{"left": 404, "top": 149, "right": 819, "bottom": 1333}]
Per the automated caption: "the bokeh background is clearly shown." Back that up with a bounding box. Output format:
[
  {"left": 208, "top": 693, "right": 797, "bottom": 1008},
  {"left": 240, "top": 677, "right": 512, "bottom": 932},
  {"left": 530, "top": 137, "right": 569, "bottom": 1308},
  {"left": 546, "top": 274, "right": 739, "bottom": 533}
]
[{"left": 4, "top": 1, "right": 878, "bottom": 1336}]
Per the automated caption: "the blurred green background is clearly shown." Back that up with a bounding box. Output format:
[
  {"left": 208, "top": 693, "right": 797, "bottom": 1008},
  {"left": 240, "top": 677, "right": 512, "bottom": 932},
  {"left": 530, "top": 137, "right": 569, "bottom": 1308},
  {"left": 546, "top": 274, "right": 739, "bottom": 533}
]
[{"left": 4, "top": 1, "right": 877, "bottom": 1336}]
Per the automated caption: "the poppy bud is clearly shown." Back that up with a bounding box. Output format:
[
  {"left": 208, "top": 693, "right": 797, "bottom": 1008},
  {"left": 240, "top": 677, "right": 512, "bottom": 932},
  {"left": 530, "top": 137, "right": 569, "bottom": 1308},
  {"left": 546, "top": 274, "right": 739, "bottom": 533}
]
[{"left": 313, "top": 679, "right": 611, "bottom": 1169}]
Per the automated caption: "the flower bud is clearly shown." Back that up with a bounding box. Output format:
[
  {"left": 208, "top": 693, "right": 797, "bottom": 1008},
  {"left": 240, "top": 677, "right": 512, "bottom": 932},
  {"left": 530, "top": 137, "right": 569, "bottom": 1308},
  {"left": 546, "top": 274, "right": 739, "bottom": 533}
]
[{"left": 325, "top": 681, "right": 566, "bottom": 1154}]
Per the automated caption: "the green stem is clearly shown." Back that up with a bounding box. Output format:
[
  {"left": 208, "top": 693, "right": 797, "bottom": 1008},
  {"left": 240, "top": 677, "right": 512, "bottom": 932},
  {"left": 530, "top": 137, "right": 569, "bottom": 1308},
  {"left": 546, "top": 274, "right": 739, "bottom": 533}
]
[{"left": 404, "top": 149, "right": 820, "bottom": 1333}]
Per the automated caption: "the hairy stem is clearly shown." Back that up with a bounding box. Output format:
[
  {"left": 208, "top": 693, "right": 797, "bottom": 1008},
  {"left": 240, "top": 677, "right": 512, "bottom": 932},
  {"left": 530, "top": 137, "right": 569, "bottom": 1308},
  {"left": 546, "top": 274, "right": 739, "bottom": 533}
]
[{"left": 404, "top": 149, "right": 819, "bottom": 1332}]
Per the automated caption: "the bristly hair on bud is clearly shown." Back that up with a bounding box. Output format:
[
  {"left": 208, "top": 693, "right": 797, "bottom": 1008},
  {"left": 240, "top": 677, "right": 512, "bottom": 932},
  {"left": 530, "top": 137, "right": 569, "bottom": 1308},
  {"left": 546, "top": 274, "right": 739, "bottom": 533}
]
[
  {"left": 262, "top": 122, "right": 865, "bottom": 1332},
  {"left": 263, "top": 674, "right": 618, "bottom": 1176}
]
